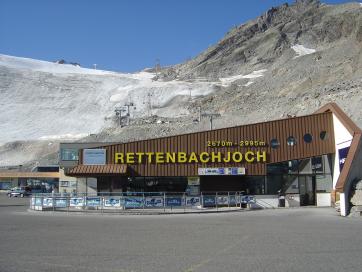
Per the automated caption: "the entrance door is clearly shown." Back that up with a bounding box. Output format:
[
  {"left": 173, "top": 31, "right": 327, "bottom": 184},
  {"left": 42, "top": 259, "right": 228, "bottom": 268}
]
[{"left": 299, "top": 176, "right": 316, "bottom": 206}]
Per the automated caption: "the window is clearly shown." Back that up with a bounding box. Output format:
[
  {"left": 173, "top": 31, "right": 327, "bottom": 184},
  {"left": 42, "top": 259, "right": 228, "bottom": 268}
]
[
  {"left": 60, "top": 148, "right": 79, "bottom": 161},
  {"left": 270, "top": 139, "right": 280, "bottom": 149},
  {"left": 245, "top": 176, "right": 265, "bottom": 195},
  {"left": 287, "top": 136, "right": 297, "bottom": 146},
  {"left": 320, "top": 131, "right": 328, "bottom": 140},
  {"left": 303, "top": 133, "right": 313, "bottom": 143}
]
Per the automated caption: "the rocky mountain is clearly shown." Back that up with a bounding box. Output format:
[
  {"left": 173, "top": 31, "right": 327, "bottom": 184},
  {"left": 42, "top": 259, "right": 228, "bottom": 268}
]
[{"left": 0, "top": 0, "right": 362, "bottom": 168}]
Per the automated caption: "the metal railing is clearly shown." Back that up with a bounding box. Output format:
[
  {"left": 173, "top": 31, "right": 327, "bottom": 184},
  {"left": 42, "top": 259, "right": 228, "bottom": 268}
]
[{"left": 29, "top": 191, "right": 256, "bottom": 213}]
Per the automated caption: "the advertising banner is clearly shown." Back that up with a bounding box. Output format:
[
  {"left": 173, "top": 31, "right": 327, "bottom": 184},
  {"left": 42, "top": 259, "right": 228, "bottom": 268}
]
[
  {"left": 83, "top": 149, "right": 106, "bottom": 165},
  {"left": 338, "top": 146, "right": 350, "bottom": 172},
  {"left": 125, "top": 197, "right": 144, "bottom": 208},
  {"left": 198, "top": 167, "right": 246, "bottom": 176},
  {"left": 241, "top": 195, "right": 256, "bottom": 204},
  {"left": 86, "top": 197, "right": 101, "bottom": 207},
  {"left": 55, "top": 198, "right": 67, "bottom": 208},
  {"left": 229, "top": 195, "right": 240, "bottom": 206},
  {"left": 186, "top": 197, "right": 200, "bottom": 206},
  {"left": 217, "top": 196, "right": 229, "bottom": 205},
  {"left": 166, "top": 197, "right": 182, "bottom": 207},
  {"left": 202, "top": 195, "right": 216, "bottom": 207},
  {"left": 145, "top": 197, "right": 163, "bottom": 208},
  {"left": 104, "top": 198, "right": 121, "bottom": 207},
  {"left": 43, "top": 197, "right": 53, "bottom": 207},
  {"left": 70, "top": 197, "right": 84, "bottom": 207}
]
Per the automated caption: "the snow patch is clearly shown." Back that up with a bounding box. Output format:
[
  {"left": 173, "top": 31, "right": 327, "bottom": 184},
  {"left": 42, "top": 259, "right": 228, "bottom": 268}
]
[
  {"left": 291, "top": 44, "right": 316, "bottom": 58},
  {"left": 39, "top": 133, "right": 89, "bottom": 141},
  {"left": 0, "top": 54, "right": 118, "bottom": 75},
  {"left": 244, "top": 81, "right": 254, "bottom": 87},
  {"left": 219, "top": 69, "right": 267, "bottom": 87}
]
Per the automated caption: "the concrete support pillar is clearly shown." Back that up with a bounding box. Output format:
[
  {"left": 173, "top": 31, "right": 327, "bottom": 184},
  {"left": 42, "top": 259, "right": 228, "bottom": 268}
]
[{"left": 340, "top": 193, "right": 348, "bottom": 216}]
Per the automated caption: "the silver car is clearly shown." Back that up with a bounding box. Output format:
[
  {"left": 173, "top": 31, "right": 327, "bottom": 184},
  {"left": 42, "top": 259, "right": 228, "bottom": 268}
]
[{"left": 7, "top": 187, "right": 32, "bottom": 198}]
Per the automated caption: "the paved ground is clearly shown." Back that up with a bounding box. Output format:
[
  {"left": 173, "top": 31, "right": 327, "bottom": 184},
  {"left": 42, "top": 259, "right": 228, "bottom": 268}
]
[{"left": 0, "top": 193, "right": 362, "bottom": 272}]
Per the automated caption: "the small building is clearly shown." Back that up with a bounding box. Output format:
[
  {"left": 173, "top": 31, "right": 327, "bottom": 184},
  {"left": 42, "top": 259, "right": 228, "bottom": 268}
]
[
  {"left": 0, "top": 169, "right": 59, "bottom": 192},
  {"left": 65, "top": 103, "right": 362, "bottom": 216}
]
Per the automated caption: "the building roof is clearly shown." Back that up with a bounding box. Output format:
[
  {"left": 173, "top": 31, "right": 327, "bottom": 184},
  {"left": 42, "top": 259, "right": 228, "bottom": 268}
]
[
  {"left": 68, "top": 164, "right": 127, "bottom": 176},
  {"left": 316, "top": 103, "right": 362, "bottom": 193},
  {"left": 0, "top": 172, "right": 60, "bottom": 179}
]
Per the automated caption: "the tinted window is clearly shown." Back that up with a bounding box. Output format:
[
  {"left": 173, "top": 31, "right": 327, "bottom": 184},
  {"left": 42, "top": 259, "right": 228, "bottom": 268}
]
[
  {"left": 287, "top": 136, "right": 297, "bottom": 146},
  {"left": 320, "top": 131, "right": 328, "bottom": 140},
  {"left": 303, "top": 133, "right": 313, "bottom": 143},
  {"left": 270, "top": 139, "right": 280, "bottom": 149}
]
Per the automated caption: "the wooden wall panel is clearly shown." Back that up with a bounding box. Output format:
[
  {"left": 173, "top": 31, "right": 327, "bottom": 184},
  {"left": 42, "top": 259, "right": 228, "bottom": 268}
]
[{"left": 93, "top": 112, "right": 335, "bottom": 177}]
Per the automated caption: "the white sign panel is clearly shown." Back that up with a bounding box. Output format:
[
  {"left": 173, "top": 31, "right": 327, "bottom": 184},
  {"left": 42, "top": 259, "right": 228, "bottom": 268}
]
[
  {"left": 198, "top": 167, "right": 245, "bottom": 176},
  {"left": 83, "top": 149, "right": 106, "bottom": 165}
]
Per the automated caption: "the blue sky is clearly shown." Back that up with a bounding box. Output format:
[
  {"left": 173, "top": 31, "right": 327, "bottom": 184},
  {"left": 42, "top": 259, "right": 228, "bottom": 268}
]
[{"left": 0, "top": 0, "right": 356, "bottom": 72}]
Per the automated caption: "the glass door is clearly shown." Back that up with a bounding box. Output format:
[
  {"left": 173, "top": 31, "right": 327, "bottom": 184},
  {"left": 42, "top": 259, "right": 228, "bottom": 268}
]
[{"left": 299, "top": 176, "right": 316, "bottom": 206}]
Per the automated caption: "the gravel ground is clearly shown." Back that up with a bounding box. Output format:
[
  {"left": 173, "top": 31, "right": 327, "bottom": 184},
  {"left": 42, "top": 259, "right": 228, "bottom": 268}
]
[{"left": 0, "top": 193, "right": 362, "bottom": 272}]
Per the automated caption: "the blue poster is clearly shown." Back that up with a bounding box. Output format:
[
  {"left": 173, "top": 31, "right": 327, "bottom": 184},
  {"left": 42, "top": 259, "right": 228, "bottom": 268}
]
[
  {"left": 70, "top": 197, "right": 84, "bottom": 207},
  {"left": 125, "top": 197, "right": 144, "bottom": 208},
  {"left": 338, "top": 146, "right": 350, "bottom": 172},
  {"left": 86, "top": 197, "right": 101, "bottom": 207},
  {"left": 145, "top": 197, "right": 163, "bottom": 207},
  {"left": 55, "top": 198, "right": 67, "bottom": 208},
  {"left": 229, "top": 195, "right": 239, "bottom": 205},
  {"left": 186, "top": 197, "right": 200, "bottom": 206},
  {"left": 43, "top": 198, "right": 53, "bottom": 207},
  {"left": 166, "top": 197, "right": 182, "bottom": 207},
  {"left": 202, "top": 195, "right": 216, "bottom": 207},
  {"left": 104, "top": 198, "right": 121, "bottom": 207},
  {"left": 241, "top": 195, "right": 255, "bottom": 204},
  {"left": 217, "top": 196, "right": 229, "bottom": 205}
]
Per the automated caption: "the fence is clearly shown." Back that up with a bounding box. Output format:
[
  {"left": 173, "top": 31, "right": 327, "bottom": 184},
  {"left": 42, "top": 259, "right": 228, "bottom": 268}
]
[{"left": 29, "top": 192, "right": 256, "bottom": 213}]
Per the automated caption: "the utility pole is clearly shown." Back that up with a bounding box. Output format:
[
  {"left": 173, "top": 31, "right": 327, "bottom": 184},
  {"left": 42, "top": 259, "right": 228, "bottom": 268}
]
[
  {"left": 115, "top": 102, "right": 135, "bottom": 127},
  {"left": 201, "top": 113, "right": 221, "bottom": 130},
  {"left": 115, "top": 107, "right": 124, "bottom": 127},
  {"left": 124, "top": 102, "right": 135, "bottom": 126}
]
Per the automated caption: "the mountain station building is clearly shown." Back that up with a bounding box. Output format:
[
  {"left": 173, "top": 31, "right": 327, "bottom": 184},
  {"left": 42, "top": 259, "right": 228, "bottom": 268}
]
[{"left": 61, "top": 103, "right": 362, "bottom": 216}]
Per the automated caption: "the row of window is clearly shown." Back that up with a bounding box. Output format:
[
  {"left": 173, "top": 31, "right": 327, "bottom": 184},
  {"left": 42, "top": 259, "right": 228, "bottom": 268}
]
[{"left": 270, "top": 131, "right": 328, "bottom": 149}]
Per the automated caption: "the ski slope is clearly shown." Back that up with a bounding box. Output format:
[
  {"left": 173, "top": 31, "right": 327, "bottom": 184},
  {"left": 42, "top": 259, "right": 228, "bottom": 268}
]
[{"left": 0, "top": 54, "right": 215, "bottom": 145}]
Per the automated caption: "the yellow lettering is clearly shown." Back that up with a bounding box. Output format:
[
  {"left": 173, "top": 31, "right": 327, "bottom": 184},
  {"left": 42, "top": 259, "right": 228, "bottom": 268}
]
[
  {"left": 232, "top": 152, "right": 243, "bottom": 162},
  {"left": 135, "top": 152, "right": 144, "bottom": 163},
  {"left": 156, "top": 152, "right": 164, "bottom": 163},
  {"left": 188, "top": 152, "right": 198, "bottom": 163},
  {"left": 146, "top": 152, "right": 154, "bottom": 163},
  {"left": 178, "top": 152, "right": 187, "bottom": 163},
  {"left": 245, "top": 151, "right": 255, "bottom": 163},
  {"left": 126, "top": 153, "right": 135, "bottom": 164},
  {"left": 223, "top": 152, "right": 231, "bottom": 163},
  {"left": 166, "top": 152, "right": 176, "bottom": 163},
  {"left": 115, "top": 153, "right": 124, "bottom": 164},
  {"left": 211, "top": 152, "right": 222, "bottom": 163},
  {"left": 257, "top": 151, "right": 267, "bottom": 162},
  {"left": 199, "top": 152, "right": 210, "bottom": 163}
]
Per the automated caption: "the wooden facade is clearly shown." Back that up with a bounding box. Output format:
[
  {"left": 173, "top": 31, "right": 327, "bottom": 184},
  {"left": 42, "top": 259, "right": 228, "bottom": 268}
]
[{"left": 73, "top": 112, "right": 335, "bottom": 177}]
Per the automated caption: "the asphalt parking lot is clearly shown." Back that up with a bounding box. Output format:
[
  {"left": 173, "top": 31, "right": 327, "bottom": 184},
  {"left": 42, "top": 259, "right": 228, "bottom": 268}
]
[{"left": 0, "top": 193, "right": 362, "bottom": 272}]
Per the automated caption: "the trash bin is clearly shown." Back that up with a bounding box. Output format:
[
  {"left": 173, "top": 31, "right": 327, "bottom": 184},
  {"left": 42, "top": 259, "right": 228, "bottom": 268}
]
[{"left": 278, "top": 196, "right": 285, "bottom": 207}]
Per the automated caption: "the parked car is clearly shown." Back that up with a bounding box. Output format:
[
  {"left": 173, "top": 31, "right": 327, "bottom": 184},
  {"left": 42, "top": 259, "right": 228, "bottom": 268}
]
[{"left": 7, "top": 187, "right": 32, "bottom": 198}]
